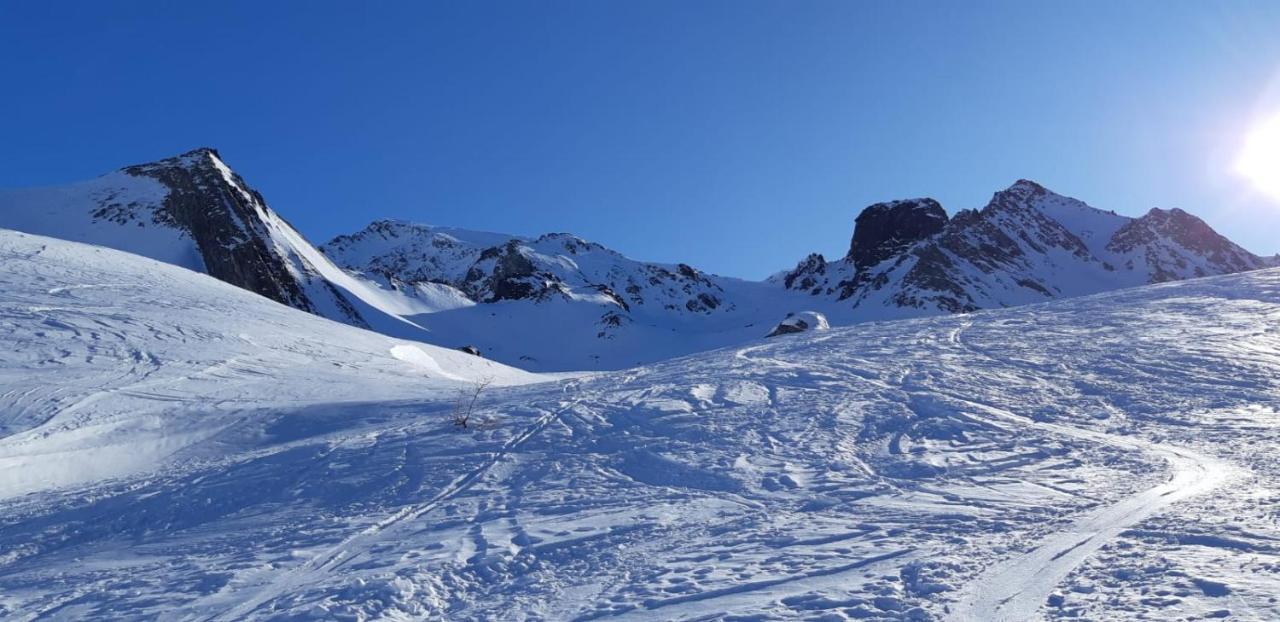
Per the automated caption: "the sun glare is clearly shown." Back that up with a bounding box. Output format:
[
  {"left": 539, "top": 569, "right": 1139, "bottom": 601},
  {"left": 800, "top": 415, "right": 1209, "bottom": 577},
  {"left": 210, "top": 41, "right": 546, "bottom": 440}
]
[{"left": 1237, "top": 112, "right": 1280, "bottom": 201}]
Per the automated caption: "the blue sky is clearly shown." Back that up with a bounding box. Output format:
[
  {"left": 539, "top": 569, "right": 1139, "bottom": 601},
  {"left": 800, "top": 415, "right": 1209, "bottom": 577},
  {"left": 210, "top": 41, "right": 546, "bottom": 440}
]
[{"left": 3, "top": 1, "right": 1280, "bottom": 278}]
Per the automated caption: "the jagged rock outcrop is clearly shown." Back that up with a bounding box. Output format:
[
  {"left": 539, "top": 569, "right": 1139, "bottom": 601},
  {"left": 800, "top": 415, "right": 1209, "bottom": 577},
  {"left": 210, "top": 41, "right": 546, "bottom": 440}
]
[
  {"left": 119, "top": 149, "right": 364, "bottom": 322},
  {"left": 0, "top": 148, "right": 438, "bottom": 333},
  {"left": 847, "top": 198, "right": 948, "bottom": 270},
  {"left": 782, "top": 253, "right": 827, "bottom": 294},
  {"left": 466, "top": 240, "right": 545, "bottom": 302},
  {"left": 1107, "top": 207, "right": 1267, "bottom": 282},
  {"left": 780, "top": 179, "right": 1271, "bottom": 317},
  {"left": 322, "top": 220, "right": 730, "bottom": 317}
]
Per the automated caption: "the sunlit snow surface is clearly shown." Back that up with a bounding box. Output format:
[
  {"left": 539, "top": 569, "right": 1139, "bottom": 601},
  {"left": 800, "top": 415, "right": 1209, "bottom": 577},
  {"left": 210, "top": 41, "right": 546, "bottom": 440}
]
[{"left": 2, "top": 229, "right": 1279, "bottom": 620}]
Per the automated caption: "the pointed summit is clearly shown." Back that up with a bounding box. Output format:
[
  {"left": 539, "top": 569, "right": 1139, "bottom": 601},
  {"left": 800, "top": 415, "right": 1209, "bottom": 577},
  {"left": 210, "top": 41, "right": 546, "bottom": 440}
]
[
  {"left": 122, "top": 147, "right": 226, "bottom": 175},
  {"left": 1009, "top": 178, "right": 1047, "bottom": 192},
  {"left": 1106, "top": 206, "right": 1265, "bottom": 282},
  {"left": 0, "top": 148, "right": 408, "bottom": 334}
]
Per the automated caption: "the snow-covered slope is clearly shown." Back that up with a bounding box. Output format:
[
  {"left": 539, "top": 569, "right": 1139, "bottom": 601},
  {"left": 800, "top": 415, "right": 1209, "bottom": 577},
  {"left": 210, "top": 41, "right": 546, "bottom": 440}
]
[
  {"left": 777, "top": 179, "right": 1274, "bottom": 314},
  {"left": 3, "top": 227, "right": 1279, "bottom": 620},
  {"left": 322, "top": 220, "right": 828, "bottom": 370},
  {"left": 0, "top": 149, "right": 443, "bottom": 341},
  {"left": 0, "top": 229, "right": 540, "bottom": 499}
]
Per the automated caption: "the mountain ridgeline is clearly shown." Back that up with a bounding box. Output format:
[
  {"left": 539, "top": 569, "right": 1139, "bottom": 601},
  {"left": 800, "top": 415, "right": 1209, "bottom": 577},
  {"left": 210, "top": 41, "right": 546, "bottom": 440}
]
[
  {"left": 0, "top": 149, "right": 1272, "bottom": 370},
  {"left": 776, "top": 180, "right": 1272, "bottom": 313},
  {"left": 320, "top": 220, "right": 729, "bottom": 317}
]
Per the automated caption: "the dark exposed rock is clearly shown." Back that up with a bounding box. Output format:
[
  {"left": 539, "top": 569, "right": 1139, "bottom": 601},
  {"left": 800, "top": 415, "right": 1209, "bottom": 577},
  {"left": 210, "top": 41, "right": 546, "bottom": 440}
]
[
  {"left": 120, "top": 148, "right": 367, "bottom": 326},
  {"left": 458, "top": 345, "right": 483, "bottom": 357},
  {"left": 766, "top": 317, "right": 809, "bottom": 337},
  {"left": 780, "top": 178, "right": 1269, "bottom": 318},
  {"left": 886, "top": 245, "right": 980, "bottom": 312},
  {"left": 462, "top": 240, "right": 549, "bottom": 302},
  {"left": 783, "top": 253, "right": 828, "bottom": 294},
  {"left": 847, "top": 198, "right": 948, "bottom": 270},
  {"left": 596, "top": 309, "right": 629, "bottom": 338},
  {"left": 685, "top": 292, "right": 721, "bottom": 313},
  {"left": 488, "top": 242, "right": 540, "bottom": 301},
  {"left": 591, "top": 284, "right": 631, "bottom": 312},
  {"left": 1107, "top": 207, "right": 1266, "bottom": 282}
]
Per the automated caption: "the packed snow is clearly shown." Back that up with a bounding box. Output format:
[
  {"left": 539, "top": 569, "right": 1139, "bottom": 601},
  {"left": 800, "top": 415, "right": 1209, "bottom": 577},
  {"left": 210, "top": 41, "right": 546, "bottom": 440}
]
[{"left": 2, "top": 228, "right": 1279, "bottom": 620}]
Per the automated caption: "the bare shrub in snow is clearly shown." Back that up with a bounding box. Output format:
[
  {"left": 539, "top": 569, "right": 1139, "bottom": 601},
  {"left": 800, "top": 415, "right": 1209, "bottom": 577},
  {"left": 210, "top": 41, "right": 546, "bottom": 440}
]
[{"left": 451, "top": 376, "right": 493, "bottom": 429}]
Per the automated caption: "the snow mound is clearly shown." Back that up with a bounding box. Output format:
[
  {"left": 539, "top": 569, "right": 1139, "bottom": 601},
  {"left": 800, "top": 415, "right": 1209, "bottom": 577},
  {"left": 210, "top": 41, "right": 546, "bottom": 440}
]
[
  {"left": 766, "top": 311, "right": 831, "bottom": 337},
  {"left": 388, "top": 344, "right": 469, "bottom": 381}
]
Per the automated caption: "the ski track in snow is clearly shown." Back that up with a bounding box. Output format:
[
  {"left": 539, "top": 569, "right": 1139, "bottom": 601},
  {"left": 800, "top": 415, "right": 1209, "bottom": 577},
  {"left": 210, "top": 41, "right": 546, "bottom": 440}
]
[
  {"left": 946, "top": 318, "right": 1242, "bottom": 621},
  {"left": 949, "top": 406, "right": 1238, "bottom": 621},
  {"left": 210, "top": 379, "right": 590, "bottom": 621},
  {"left": 739, "top": 324, "right": 1244, "bottom": 621}
]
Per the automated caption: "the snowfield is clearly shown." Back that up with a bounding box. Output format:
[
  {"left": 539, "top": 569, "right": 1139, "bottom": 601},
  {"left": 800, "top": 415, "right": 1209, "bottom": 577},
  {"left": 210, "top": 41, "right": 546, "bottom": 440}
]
[
  {"left": 0, "top": 230, "right": 541, "bottom": 499},
  {"left": 2, "top": 228, "right": 1280, "bottom": 620}
]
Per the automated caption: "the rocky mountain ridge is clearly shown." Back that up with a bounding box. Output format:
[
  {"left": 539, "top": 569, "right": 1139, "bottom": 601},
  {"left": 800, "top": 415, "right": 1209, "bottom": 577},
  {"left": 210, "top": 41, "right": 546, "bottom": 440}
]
[
  {"left": 321, "top": 220, "right": 729, "bottom": 318},
  {"left": 0, "top": 148, "right": 442, "bottom": 340},
  {"left": 776, "top": 179, "right": 1274, "bottom": 314},
  {"left": 2, "top": 148, "right": 1273, "bottom": 370}
]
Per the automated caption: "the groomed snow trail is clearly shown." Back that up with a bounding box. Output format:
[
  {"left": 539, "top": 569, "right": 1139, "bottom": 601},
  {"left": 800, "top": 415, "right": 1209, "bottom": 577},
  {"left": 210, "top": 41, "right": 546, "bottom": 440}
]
[{"left": 949, "top": 401, "right": 1239, "bottom": 621}]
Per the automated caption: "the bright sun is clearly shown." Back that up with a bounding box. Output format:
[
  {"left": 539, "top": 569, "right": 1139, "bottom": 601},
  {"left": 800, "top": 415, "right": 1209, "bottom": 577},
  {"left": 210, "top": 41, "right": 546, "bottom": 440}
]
[{"left": 1237, "top": 113, "right": 1280, "bottom": 200}]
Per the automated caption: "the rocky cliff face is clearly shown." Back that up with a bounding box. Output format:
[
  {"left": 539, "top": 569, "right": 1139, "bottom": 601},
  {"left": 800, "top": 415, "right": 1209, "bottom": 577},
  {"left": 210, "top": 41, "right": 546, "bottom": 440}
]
[
  {"left": 847, "top": 198, "right": 948, "bottom": 270},
  {"left": 0, "top": 148, "right": 388, "bottom": 330},
  {"left": 779, "top": 180, "right": 1271, "bottom": 315},
  {"left": 121, "top": 149, "right": 367, "bottom": 323}
]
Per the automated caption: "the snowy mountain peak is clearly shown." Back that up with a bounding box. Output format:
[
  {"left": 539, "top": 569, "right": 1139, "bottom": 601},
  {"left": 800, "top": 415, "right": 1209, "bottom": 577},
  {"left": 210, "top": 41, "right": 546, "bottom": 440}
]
[
  {"left": 1007, "top": 177, "right": 1048, "bottom": 193},
  {"left": 1105, "top": 206, "right": 1267, "bottom": 282},
  {"left": 171, "top": 145, "right": 223, "bottom": 163},
  {"left": 324, "top": 218, "right": 730, "bottom": 316},
  {"left": 988, "top": 178, "right": 1060, "bottom": 211},
  {"left": 5, "top": 150, "right": 1273, "bottom": 373},
  {"left": 0, "top": 149, "right": 457, "bottom": 339},
  {"left": 122, "top": 147, "right": 239, "bottom": 186},
  {"left": 779, "top": 180, "right": 1270, "bottom": 317}
]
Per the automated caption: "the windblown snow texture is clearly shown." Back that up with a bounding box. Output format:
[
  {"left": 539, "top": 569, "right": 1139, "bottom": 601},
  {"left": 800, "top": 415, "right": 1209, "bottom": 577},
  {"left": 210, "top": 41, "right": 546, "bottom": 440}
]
[{"left": 2, "top": 229, "right": 1279, "bottom": 620}]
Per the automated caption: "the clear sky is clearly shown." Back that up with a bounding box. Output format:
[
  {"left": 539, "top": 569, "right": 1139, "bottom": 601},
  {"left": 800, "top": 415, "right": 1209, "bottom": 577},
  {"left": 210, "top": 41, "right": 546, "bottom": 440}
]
[{"left": 4, "top": 1, "right": 1280, "bottom": 278}]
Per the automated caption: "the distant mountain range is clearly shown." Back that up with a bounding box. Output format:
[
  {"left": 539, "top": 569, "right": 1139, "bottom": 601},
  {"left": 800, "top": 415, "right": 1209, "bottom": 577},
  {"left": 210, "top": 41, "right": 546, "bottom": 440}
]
[
  {"left": 773, "top": 180, "right": 1271, "bottom": 313},
  {"left": 2, "top": 148, "right": 1272, "bottom": 370}
]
